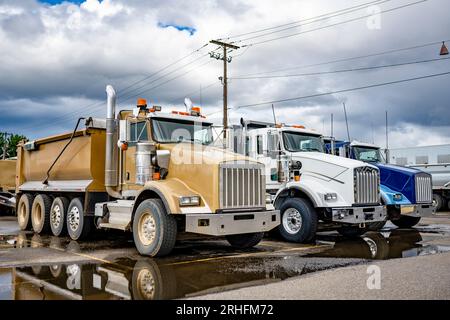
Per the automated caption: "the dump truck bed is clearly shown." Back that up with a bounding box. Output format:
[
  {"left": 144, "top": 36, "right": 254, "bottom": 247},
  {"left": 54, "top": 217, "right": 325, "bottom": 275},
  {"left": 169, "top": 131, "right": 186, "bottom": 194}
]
[{"left": 16, "top": 126, "right": 107, "bottom": 194}]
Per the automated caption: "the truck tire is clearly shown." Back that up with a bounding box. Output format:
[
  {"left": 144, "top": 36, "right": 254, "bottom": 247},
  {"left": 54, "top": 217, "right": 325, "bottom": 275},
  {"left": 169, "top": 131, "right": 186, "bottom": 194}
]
[
  {"left": 31, "top": 194, "right": 52, "bottom": 234},
  {"left": 338, "top": 226, "right": 367, "bottom": 238},
  {"left": 277, "top": 198, "right": 318, "bottom": 243},
  {"left": 433, "top": 194, "right": 443, "bottom": 211},
  {"left": 17, "top": 194, "right": 33, "bottom": 231},
  {"left": 67, "top": 198, "right": 92, "bottom": 241},
  {"left": 226, "top": 232, "right": 264, "bottom": 248},
  {"left": 392, "top": 216, "right": 421, "bottom": 228},
  {"left": 50, "top": 197, "right": 69, "bottom": 237},
  {"left": 132, "top": 199, "right": 177, "bottom": 257}
]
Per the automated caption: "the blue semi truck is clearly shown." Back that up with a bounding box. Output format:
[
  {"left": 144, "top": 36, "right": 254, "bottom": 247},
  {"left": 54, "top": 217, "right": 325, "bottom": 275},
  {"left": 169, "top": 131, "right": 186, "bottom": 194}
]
[{"left": 324, "top": 140, "right": 436, "bottom": 228}]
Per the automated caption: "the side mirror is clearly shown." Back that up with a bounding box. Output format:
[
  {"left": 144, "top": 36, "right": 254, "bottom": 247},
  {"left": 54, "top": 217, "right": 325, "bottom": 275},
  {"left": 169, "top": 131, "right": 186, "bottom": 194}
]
[
  {"left": 119, "top": 120, "right": 130, "bottom": 143},
  {"left": 267, "top": 132, "right": 280, "bottom": 158}
]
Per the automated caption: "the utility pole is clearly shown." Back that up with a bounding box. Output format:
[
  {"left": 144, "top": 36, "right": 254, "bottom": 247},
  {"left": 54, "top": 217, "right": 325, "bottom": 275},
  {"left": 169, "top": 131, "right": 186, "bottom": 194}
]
[
  {"left": 343, "top": 102, "right": 351, "bottom": 141},
  {"left": 209, "top": 40, "right": 240, "bottom": 141}
]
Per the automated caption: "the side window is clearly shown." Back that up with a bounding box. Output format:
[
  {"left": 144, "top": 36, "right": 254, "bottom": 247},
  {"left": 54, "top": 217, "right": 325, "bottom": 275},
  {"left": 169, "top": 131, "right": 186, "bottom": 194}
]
[
  {"left": 256, "top": 135, "right": 263, "bottom": 155},
  {"left": 438, "top": 154, "right": 450, "bottom": 164},
  {"left": 416, "top": 156, "right": 428, "bottom": 164},
  {"left": 129, "top": 122, "right": 148, "bottom": 147},
  {"left": 396, "top": 157, "right": 407, "bottom": 166}
]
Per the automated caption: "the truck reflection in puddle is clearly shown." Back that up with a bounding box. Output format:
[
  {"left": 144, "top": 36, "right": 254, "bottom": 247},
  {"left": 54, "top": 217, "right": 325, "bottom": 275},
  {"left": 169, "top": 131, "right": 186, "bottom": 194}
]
[{"left": 8, "top": 229, "right": 449, "bottom": 300}]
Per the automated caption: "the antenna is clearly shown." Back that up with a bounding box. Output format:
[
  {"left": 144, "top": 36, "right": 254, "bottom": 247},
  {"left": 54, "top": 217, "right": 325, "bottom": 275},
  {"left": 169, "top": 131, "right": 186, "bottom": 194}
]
[
  {"left": 330, "top": 113, "right": 335, "bottom": 155},
  {"left": 343, "top": 102, "right": 351, "bottom": 141},
  {"left": 271, "top": 104, "right": 277, "bottom": 126},
  {"left": 385, "top": 110, "right": 390, "bottom": 163}
]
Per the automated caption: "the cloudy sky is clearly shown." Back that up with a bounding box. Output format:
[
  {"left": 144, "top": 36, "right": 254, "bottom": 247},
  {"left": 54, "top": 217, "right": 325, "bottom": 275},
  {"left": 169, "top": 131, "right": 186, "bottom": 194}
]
[{"left": 0, "top": 0, "right": 449, "bottom": 148}]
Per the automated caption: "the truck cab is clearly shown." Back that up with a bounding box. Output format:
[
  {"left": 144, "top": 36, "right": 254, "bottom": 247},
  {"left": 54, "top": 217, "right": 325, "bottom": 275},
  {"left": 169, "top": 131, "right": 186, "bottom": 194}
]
[
  {"left": 227, "top": 120, "right": 386, "bottom": 243},
  {"left": 325, "top": 140, "right": 435, "bottom": 228}
]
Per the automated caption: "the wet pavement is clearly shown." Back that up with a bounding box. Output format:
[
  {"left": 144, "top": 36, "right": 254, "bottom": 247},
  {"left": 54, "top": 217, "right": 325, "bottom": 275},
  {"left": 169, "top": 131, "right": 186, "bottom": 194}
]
[{"left": 1, "top": 214, "right": 450, "bottom": 300}]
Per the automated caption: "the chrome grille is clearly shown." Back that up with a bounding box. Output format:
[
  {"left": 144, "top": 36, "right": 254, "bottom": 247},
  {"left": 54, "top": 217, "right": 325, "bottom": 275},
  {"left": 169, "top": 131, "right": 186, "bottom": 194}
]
[
  {"left": 220, "top": 161, "right": 265, "bottom": 209},
  {"left": 415, "top": 173, "right": 433, "bottom": 203},
  {"left": 354, "top": 166, "right": 380, "bottom": 204}
]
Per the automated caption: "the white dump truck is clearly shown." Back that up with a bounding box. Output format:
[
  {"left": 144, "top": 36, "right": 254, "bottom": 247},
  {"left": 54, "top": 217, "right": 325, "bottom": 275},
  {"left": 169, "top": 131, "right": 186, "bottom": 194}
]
[{"left": 227, "top": 120, "right": 386, "bottom": 242}]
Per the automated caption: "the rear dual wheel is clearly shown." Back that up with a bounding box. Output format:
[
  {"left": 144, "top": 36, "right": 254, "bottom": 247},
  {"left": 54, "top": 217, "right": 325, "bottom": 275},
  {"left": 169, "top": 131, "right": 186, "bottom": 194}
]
[
  {"left": 17, "top": 194, "right": 33, "bottom": 231},
  {"left": 50, "top": 197, "right": 69, "bottom": 236},
  {"left": 66, "top": 198, "right": 92, "bottom": 241},
  {"left": 31, "top": 194, "right": 52, "bottom": 234}
]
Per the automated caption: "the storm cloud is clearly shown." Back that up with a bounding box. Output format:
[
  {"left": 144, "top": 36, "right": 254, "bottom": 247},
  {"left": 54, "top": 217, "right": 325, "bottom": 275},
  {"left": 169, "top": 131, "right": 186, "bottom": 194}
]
[{"left": 0, "top": 0, "right": 449, "bottom": 148}]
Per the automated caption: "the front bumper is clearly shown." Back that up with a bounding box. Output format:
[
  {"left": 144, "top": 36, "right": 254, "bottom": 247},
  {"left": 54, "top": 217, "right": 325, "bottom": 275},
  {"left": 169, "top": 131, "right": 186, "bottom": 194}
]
[
  {"left": 400, "top": 203, "right": 436, "bottom": 217},
  {"left": 332, "top": 205, "right": 386, "bottom": 224},
  {"left": 185, "top": 210, "right": 280, "bottom": 236}
]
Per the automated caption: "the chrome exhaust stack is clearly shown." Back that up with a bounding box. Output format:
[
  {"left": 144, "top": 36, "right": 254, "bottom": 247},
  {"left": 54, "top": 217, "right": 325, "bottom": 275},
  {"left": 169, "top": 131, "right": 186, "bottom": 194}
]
[{"left": 105, "top": 85, "right": 122, "bottom": 199}]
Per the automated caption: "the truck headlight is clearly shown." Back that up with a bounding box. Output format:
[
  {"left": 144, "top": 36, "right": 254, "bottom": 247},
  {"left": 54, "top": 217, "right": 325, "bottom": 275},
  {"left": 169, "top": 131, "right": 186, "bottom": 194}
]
[
  {"left": 393, "top": 193, "right": 403, "bottom": 201},
  {"left": 266, "top": 193, "right": 275, "bottom": 204},
  {"left": 324, "top": 193, "right": 337, "bottom": 201},
  {"left": 179, "top": 196, "right": 201, "bottom": 206}
]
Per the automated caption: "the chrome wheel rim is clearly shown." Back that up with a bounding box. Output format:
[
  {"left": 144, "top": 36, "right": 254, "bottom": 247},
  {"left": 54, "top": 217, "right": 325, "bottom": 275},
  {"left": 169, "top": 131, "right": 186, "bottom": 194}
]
[
  {"left": 283, "top": 208, "right": 303, "bottom": 235},
  {"left": 138, "top": 213, "right": 156, "bottom": 246},
  {"left": 51, "top": 205, "right": 61, "bottom": 229},
  {"left": 137, "top": 269, "right": 156, "bottom": 300},
  {"left": 68, "top": 207, "right": 80, "bottom": 232}
]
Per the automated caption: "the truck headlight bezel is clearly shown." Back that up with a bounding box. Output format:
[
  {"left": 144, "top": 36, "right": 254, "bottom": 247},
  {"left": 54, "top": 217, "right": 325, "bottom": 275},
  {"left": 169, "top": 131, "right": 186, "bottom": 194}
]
[
  {"left": 179, "top": 196, "right": 201, "bottom": 207},
  {"left": 393, "top": 193, "right": 403, "bottom": 201},
  {"left": 324, "top": 193, "right": 338, "bottom": 201}
]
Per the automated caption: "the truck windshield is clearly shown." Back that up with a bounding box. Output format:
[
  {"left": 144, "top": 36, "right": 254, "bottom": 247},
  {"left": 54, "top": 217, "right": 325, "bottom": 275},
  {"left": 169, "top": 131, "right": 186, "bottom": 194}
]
[
  {"left": 353, "top": 146, "right": 384, "bottom": 162},
  {"left": 151, "top": 118, "right": 214, "bottom": 145},
  {"left": 282, "top": 131, "right": 324, "bottom": 153}
]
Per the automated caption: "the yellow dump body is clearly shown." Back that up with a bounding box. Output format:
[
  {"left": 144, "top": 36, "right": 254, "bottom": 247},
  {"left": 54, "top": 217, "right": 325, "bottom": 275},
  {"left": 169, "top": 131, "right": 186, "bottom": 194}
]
[
  {"left": 16, "top": 128, "right": 106, "bottom": 194},
  {"left": 0, "top": 159, "right": 16, "bottom": 192}
]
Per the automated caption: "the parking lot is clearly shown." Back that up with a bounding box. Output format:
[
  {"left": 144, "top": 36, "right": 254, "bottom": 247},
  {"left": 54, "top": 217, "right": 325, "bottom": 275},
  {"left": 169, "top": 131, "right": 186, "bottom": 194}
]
[{"left": 1, "top": 212, "right": 450, "bottom": 300}]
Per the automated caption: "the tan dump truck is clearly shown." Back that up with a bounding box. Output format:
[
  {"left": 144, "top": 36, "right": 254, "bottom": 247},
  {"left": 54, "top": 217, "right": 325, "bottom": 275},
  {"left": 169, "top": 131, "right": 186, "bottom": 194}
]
[
  {"left": 15, "top": 85, "right": 279, "bottom": 256},
  {"left": 0, "top": 159, "right": 16, "bottom": 212}
]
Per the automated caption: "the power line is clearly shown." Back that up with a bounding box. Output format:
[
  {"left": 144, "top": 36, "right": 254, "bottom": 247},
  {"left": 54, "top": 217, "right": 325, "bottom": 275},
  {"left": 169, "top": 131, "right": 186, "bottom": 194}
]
[
  {"left": 240, "top": 0, "right": 429, "bottom": 48},
  {"left": 231, "top": 70, "right": 450, "bottom": 110},
  {"left": 231, "top": 56, "right": 450, "bottom": 80},
  {"left": 234, "top": 39, "right": 449, "bottom": 77},
  {"left": 218, "top": 0, "right": 392, "bottom": 41},
  {"left": 232, "top": 0, "right": 394, "bottom": 44}
]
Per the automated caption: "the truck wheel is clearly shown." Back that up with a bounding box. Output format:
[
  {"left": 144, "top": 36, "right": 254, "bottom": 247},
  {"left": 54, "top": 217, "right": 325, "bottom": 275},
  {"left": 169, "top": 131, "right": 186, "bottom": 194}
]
[
  {"left": 17, "top": 194, "right": 33, "bottom": 231},
  {"left": 226, "top": 232, "right": 264, "bottom": 248},
  {"left": 132, "top": 199, "right": 177, "bottom": 257},
  {"left": 338, "top": 226, "right": 367, "bottom": 238},
  {"left": 392, "top": 216, "right": 421, "bottom": 228},
  {"left": 50, "top": 197, "right": 69, "bottom": 236},
  {"left": 31, "top": 194, "right": 52, "bottom": 234},
  {"left": 67, "top": 198, "right": 91, "bottom": 241},
  {"left": 433, "top": 194, "right": 443, "bottom": 211},
  {"left": 277, "top": 198, "right": 318, "bottom": 243}
]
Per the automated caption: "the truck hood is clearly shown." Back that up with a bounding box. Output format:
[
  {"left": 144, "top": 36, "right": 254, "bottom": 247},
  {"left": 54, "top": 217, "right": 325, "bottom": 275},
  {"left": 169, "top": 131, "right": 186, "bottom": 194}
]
[
  {"left": 159, "top": 143, "right": 259, "bottom": 211},
  {"left": 375, "top": 162, "right": 422, "bottom": 175},
  {"left": 373, "top": 162, "right": 429, "bottom": 202},
  {"left": 290, "top": 151, "right": 376, "bottom": 180}
]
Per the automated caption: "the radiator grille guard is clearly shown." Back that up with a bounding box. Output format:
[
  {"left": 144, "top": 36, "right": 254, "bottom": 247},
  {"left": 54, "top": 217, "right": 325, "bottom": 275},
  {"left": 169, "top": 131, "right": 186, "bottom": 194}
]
[
  {"left": 354, "top": 166, "right": 380, "bottom": 204},
  {"left": 415, "top": 173, "right": 433, "bottom": 203},
  {"left": 219, "top": 161, "right": 266, "bottom": 210}
]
